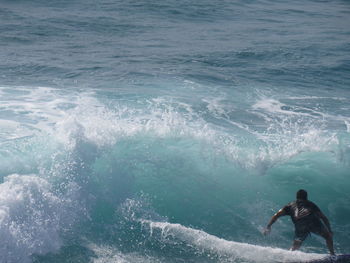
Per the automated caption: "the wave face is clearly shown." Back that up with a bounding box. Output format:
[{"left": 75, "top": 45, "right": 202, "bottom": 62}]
[
  {"left": 1, "top": 0, "right": 350, "bottom": 262},
  {"left": 0, "top": 85, "right": 348, "bottom": 262}
]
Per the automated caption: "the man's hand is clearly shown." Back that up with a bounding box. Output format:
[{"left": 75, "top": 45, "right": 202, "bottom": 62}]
[{"left": 263, "top": 226, "right": 271, "bottom": 236}]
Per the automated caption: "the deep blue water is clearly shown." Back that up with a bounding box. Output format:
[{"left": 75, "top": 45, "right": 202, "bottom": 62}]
[{"left": 0, "top": 0, "right": 350, "bottom": 262}]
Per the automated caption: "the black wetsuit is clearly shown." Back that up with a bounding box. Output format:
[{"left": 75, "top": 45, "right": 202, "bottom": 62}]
[{"left": 282, "top": 199, "right": 328, "bottom": 241}]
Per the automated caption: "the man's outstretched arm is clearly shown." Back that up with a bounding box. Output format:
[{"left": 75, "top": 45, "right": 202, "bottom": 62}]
[{"left": 263, "top": 208, "right": 286, "bottom": 235}]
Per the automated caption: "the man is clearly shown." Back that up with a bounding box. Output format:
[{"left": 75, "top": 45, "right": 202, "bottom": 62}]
[{"left": 263, "top": 189, "right": 335, "bottom": 255}]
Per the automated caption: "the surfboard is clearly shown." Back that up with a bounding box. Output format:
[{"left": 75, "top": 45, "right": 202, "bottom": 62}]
[{"left": 291, "top": 254, "right": 350, "bottom": 263}]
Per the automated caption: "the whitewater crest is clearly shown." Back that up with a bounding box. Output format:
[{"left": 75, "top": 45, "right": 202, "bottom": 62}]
[{"left": 0, "top": 86, "right": 342, "bottom": 174}]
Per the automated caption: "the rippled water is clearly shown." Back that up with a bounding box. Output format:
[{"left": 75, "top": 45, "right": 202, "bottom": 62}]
[{"left": 0, "top": 0, "right": 349, "bottom": 262}]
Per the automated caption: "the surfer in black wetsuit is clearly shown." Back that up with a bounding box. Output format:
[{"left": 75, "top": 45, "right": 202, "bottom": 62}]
[{"left": 263, "top": 189, "right": 335, "bottom": 255}]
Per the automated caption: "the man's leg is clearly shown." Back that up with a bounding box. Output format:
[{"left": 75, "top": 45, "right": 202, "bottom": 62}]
[
  {"left": 320, "top": 232, "right": 335, "bottom": 255},
  {"left": 292, "top": 226, "right": 307, "bottom": 251},
  {"left": 290, "top": 240, "right": 302, "bottom": 251}
]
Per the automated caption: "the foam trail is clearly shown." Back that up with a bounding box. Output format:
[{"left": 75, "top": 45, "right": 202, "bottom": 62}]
[{"left": 142, "top": 220, "right": 325, "bottom": 263}]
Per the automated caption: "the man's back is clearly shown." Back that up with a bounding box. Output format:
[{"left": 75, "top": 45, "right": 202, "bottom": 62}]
[{"left": 283, "top": 199, "right": 321, "bottom": 224}]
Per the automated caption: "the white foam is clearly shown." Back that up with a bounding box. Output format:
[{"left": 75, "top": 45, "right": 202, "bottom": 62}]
[
  {"left": 141, "top": 220, "right": 325, "bottom": 262},
  {"left": 0, "top": 174, "right": 79, "bottom": 263},
  {"left": 0, "top": 119, "right": 20, "bottom": 128},
  {"left": 252, "top": 98, "right": 326, "bottom": 118},
  {"left": 345, "top": 120, "right": 350, "bottom": 133},
  {"left": 46, "top": 90, "right": 341, "bottom": 175},
  {"left": 252, "top": 96, "right": 350, "bottom": 127},
  {"left": 203, "top": 96, "right": 229, "bottom": 118},
  {"left": 52, "top": 92, "right": 217, "bottom": 149},
  {"left": 89, "top": 243, "right": 161, "bottom": 263},
  {"left": 0, "top": 86, "right": 343, "bottom": 173}
]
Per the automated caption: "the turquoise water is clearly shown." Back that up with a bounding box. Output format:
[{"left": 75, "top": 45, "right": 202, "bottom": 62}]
[{"left": 0, "top": 0, "right": 349, "bottom": 262}]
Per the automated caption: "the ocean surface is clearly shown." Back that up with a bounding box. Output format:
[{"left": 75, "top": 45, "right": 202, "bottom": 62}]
[{"left": 0, "top": 0, "right": 350, "bottom": 262}]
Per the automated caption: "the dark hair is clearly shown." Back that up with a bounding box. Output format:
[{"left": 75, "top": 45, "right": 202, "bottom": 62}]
[{"left": 296, "top": 189, "right": 308, "bottom": 200}]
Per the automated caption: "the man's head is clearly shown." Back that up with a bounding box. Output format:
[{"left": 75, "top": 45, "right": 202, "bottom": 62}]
[{"left": 296, "top": 189, "right": 308, "bottom": 200}]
